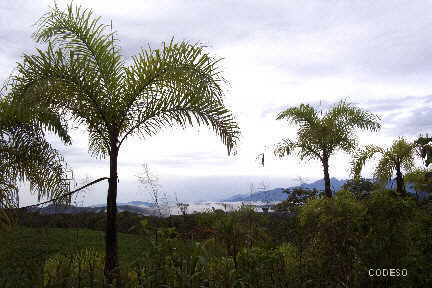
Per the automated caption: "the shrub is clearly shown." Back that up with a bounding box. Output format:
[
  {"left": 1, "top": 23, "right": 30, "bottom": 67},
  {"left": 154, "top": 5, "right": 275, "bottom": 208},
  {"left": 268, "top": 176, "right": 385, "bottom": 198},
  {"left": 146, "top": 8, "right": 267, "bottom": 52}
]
[
  {"left": 43, "top": 248, "right": 104, "bottom": 287},
  {"left": 299, "top": 190, "right": 366, "bottom": 287}
]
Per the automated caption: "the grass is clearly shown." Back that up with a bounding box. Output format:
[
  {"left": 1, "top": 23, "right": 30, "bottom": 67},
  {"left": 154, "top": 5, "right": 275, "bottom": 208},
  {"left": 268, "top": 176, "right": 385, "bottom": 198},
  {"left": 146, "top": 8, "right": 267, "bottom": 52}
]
[{"left": 0, "top": 226, "right": 147, "bottom": 287}]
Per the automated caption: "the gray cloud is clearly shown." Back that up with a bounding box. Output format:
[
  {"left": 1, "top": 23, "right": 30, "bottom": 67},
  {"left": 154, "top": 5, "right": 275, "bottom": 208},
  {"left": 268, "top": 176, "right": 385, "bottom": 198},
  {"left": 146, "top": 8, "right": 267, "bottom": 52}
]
[
  {"left": 360, "top": 95, "right": 432, "bottom": 136},
  {"left": 361, "top": 95, "right": 430, "bottom": 112},
  {"left": 4, "top": 0, "right": 432, "bottom": 204},
  {"left": 4, "top": 1, "right": 432, "bottom": 80},
  {"left": 390, "top": 104, "right": 432, "bottom": 137}
]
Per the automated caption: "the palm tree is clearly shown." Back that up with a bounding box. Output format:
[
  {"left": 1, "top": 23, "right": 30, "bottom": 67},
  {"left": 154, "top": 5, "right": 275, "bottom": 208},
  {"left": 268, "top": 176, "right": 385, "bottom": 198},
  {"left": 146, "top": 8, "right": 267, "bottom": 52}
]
[
  {"left": 352, "top": 138, "right": 417, "bottom": 197},
  {"left": 274, "top": 100, "right": 380, "bottom": 197},
  {"left": 415, "top": 134, "right": 432, "bottom": 167},
  {"left": 9, "top": 4, "right": 240, "bottom": 284},
  {"left": 0, "top": 85, "right": 71, "bottom": 230}
]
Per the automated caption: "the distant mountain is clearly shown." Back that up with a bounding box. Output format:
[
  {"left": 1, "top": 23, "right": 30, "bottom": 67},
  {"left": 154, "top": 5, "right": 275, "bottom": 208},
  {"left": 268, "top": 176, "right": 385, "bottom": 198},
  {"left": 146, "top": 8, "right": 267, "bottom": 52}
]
[
  {"left": 223, "top": 188, "right": 287, "bottom": 202},
  {"left": 29, "top": 205, "right": 102, "bottom": 214},
  {"left": 30, "top": 204, "right": 159, "bottom": 216},
  {"left": 91, "top": 201, "right": 153, "bottom": 208},
  {"left": 222, "top": 177, "right": 429, "bottom": 202},
  {"left": 26, "top": 179, "right": 429, "bottom": 216},
  {"left": 222, "top": 178, "right": 347, "bottom": 202},
  {"left": 126, "top": 201, "right": 153, "bottom": 206},
  {"left": 299, "top": 177, "right": 346, "bottom": 191}
]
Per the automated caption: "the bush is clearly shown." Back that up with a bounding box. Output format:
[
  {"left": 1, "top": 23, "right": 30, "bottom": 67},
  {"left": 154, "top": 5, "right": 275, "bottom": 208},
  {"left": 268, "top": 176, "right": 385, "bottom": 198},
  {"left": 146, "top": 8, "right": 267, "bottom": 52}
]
[
  {"left": 359, "top": 190, "right": 421, "bottom": 287},
  {"left": 273, "top": 187, "right": 321, "bottom": 213},
  {"left": 299, "top": 190, "right": 366, "bottom": 287}
]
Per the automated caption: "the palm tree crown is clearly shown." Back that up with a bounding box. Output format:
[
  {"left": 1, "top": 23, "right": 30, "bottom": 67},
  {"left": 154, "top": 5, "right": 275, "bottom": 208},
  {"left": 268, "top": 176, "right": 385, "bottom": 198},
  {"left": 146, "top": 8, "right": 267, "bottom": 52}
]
[
  {"left": 275, "top": 100, "right": 380, "bottom": 197},
  {"left": 352, "top": 138, "right": 417, "bottom": 197}
]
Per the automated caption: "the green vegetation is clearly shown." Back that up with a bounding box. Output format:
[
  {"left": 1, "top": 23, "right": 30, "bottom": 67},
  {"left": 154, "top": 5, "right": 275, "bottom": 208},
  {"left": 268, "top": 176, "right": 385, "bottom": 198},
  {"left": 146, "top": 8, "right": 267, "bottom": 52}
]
[
  {"left": 0, "top": 226, "right": 147, "bottom": 287},
  {"left": 352, "top": 138, "right": 418, "bottom": 197},
  {"left": 1, "top": 195, "right": 431, "bottom": 287}
]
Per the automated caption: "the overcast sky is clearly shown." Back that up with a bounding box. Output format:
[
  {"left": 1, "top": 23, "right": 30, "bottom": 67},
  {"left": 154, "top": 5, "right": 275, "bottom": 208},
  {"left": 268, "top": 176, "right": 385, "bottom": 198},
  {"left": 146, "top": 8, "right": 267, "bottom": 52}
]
[{"left": 2, "top": 0, "right": 432, "bottom": 205}]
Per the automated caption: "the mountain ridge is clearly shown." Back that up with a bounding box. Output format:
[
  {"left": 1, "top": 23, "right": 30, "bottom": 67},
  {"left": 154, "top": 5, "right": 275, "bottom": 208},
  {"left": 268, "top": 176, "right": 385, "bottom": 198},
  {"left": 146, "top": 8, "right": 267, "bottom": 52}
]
[
  {"left": 221, "top": 177, "right": 428, "bottom": 202},
  {"left": 221, "top": 178, "right": 346, "bottom": 202}
]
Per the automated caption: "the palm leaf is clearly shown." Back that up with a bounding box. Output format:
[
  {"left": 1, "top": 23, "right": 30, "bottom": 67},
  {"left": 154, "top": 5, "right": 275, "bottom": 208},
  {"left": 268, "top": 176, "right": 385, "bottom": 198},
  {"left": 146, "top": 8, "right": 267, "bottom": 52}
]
[
  {"left": 119, "top": 40, "right": 239, "bottom": 154},
  {"left": 351, "top": 145, "right": 384, "bottom": 181}
]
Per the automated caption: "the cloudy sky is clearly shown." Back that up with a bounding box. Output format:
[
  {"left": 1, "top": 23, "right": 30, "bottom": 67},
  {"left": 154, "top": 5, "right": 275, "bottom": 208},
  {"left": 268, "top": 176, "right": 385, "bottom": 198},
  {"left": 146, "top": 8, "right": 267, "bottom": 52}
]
[{"left": 1, "top": 0, "right": 431, "bottom": 205}]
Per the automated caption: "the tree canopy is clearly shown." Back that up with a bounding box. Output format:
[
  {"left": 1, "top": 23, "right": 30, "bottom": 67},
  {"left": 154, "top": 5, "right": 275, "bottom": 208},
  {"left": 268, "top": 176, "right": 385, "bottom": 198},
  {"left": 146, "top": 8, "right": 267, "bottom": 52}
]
[
  {"left": 274, "top": 100, "right": 380, "bottom": 197},
  {"left": 351, "top": 138, "right": 417, "bottom": 197}
]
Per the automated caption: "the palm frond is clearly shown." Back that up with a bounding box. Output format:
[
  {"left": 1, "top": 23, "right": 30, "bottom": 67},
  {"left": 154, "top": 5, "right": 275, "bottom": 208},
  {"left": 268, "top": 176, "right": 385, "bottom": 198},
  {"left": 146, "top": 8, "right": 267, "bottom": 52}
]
[
  {"left": 276, "top": 104, "right": 319, "bottom": 128},
  {"left": 0, "top": 94, "right": 72, "bottom": 214},
  {"left": 122, "top": 88, "right": 239, "bottom": 155},
  {"left": 33, "top": 3, "right": 123, "bottom": 96},
  {"left": 273, "top": 138, "right": 296, "bottom": 158},
  {"left": 324, "top": 100, "right": 381, "bottom": 132},
  {"left": 119, "top": 40, "right": 239, "bottom": 155},
  {"left": 1, "top": 98, "right": 71, "bottom": 145},
  {"left": 0, "top": 123, "right": 70, "bottom": 202},
  {"left": 321, "top": 100, "right": 380, "bottom": 154},
  {"left": 415, "top": 135, "right": 432, "bottom": 167},
  {"left": 374, "top": 152, "right": 395, "bottom": 186},
  {"left": 391, "top": 138, "right": 416, "bottom": 173},
  {"left": 11, "top": 44, "right": 111, "bottom": 155},
  {"left": 351, "top": 145, "right": 384, "bottom": 181}
]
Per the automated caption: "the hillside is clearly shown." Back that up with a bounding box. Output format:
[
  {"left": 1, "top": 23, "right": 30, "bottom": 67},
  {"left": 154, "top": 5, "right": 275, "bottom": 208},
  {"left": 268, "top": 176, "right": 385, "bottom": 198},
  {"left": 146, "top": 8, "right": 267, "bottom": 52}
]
[{"left": 30, "top": 203, "right": 159, "bottom": 216}]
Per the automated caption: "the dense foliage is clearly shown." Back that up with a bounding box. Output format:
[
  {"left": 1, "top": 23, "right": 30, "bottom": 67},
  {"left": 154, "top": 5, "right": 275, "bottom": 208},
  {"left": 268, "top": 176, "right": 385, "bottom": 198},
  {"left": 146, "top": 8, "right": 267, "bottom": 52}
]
[{"left": 2, "top": 191, "right": 431, "bottom": 287}]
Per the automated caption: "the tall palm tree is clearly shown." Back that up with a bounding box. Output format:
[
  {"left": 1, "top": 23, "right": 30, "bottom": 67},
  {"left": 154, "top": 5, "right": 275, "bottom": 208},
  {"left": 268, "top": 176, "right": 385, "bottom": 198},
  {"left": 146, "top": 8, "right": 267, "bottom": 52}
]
[
  {"left": 274, "top": 100, "right": 380, "bottom": 197},
  {"left": 10, "top": 4, "right": 240, "bottom": 283},
  {"left": 352, "top": 138, "right": 417, "bottom": 197},
  {"left": 0, "top": 86, "right": 71, "bottom": 230}
]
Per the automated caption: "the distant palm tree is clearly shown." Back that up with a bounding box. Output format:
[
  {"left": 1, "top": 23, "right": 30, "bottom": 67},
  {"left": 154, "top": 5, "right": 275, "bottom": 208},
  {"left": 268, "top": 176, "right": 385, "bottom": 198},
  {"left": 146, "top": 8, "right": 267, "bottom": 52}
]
[
  {"left": 352, "top": 138, "right": 417, "bottom": 197},
  {"left": 415, "top": 134, "right": 432, "bottom": 167},
  {"left": 0, "top": 88, "right": 71, "bottom": 230},
  {"left": 274, "top": 100, "right": 380, "bottom": 197},
  {"left": 10, "top": 4, "right": 239, "bottom": 284}
]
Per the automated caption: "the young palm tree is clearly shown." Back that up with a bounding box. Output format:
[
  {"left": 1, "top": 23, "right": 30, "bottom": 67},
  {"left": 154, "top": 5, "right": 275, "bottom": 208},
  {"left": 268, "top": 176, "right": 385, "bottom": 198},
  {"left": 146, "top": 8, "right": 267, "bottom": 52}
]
[
  {"left": 0, "top": 89, "right": 71, "bottom": 230},
  {"left": 10, "top": 4, "right": 240, "bottom": 283},
  {"left": 351, "top": 138, "right": 417, "bottom": 197},
  {"left": 274, "top": 100, "right": 381, "bottom": 197}
]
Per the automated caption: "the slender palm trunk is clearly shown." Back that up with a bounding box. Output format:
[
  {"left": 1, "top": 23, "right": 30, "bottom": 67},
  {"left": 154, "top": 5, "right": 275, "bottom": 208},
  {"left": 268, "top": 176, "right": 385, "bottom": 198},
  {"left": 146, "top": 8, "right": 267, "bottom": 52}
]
[
  {"left": 105, "top": 139, "right": 120, "bottom": 286},
  {"left": 322, "top": 155, "right": 332, "bottom": 197},
  {"left": 395, "top": 163, "right": 406, "bottom": 197}
]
